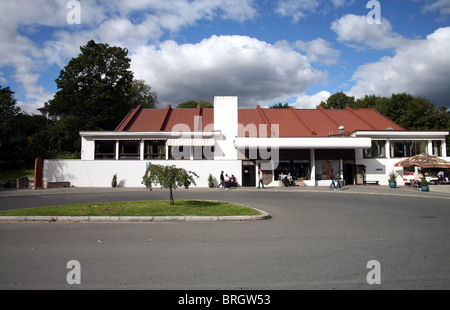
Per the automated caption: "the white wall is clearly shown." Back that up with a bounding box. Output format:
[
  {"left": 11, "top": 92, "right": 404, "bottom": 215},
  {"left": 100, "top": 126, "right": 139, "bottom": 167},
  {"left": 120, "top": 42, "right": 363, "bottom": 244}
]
[
  {"left": 214, "top": 96, "right": 238, "bottom": 160},
  {"left": 81, "top": 137, "right": 95, "bottom": 160},
  {"left": 43, "top": 160, "right": 242, "bottom": 188}
]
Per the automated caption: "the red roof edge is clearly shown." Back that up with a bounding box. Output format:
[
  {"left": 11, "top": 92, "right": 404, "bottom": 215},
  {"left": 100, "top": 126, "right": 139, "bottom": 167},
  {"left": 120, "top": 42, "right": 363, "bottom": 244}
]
[
  {"left": 257, "top": 106, "right": 272, "bottom": 137},
  {"left": 115, "top": 105, "right": 142, "bottom": 131},
  {"left": 289, "top": 107, "right": 317, "bottom": 136},
  {"left": 317, "top": 106, "right": 341, "bottom": 129},
  {"left": 345, "top": 106, "right": 377, "bottom": 130},
  {"left": 159, "top": 105, "right": 172, "bottom": 131}
]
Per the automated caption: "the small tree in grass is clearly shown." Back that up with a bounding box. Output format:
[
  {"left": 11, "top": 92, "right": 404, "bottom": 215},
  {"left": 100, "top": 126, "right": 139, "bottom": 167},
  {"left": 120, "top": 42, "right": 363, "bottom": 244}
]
[{"left": 142, "top": 164, "right": 199, "bottom": 205}]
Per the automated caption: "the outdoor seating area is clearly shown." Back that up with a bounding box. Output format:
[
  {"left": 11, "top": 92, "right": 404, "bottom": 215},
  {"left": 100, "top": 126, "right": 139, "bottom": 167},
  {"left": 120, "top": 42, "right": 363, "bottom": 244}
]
[
  {"left": 395, "top": 153, "right": 450, "bottom": 190},
  {"left": 278, "top": 173, "right": 295, "bottom": 187}
]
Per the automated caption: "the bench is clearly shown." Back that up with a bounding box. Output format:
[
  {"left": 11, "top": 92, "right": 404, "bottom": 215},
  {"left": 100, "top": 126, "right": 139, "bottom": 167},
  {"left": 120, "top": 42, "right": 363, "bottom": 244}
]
[
  {"left": 364, "top": 181, "right": 379, "bottom": 185},
  {"left": 46, "top": 182, "right": 71, "bottom": 189}
]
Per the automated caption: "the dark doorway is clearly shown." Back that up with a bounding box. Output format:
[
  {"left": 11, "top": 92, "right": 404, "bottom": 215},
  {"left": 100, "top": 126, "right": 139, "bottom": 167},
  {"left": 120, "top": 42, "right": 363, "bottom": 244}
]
[
  {"left": 343, "top": 161, "right": 355, "bottom": 185},
  {"left": 242, "top": 161, "right": 256, "bottom": 187}
]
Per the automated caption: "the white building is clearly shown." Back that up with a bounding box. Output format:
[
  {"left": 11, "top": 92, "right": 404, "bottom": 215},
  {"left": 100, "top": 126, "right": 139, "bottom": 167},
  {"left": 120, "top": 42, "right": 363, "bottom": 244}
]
[{"left": 41, "top": 96, "right": 449, "bottom": 188}]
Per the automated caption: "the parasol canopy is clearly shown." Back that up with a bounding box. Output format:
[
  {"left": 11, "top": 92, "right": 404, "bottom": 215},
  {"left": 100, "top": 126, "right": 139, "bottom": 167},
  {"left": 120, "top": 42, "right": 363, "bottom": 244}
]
[{"left": 395, "top": 153, "right": 450, "bottom": 168}]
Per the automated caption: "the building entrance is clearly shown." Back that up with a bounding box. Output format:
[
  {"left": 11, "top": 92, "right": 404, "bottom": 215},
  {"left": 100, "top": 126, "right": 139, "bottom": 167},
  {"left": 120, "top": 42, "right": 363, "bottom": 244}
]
[{"left": 242, "top": 161, "right": 256, "bottom": 187}]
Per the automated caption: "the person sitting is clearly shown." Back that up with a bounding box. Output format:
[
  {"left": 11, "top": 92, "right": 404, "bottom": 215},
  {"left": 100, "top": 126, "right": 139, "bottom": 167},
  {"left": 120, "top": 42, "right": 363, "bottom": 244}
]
[
  {"left": 437, "top": 171, "right": 445, "bottom": 184},
  {"left": 287, "top": 173, "right": 294, "bottom": 186},
  {"left": 279, "top": 172, "right": 289, "bottom": 187},
  {"left": 228, "top": 175, "right": 237, "bottom": 188},
  {"left": 417, "top": 171, "right": 424, "bottom": 187},
  {"left": 224, "top": 174, "right": 230, "bottom": 189}
]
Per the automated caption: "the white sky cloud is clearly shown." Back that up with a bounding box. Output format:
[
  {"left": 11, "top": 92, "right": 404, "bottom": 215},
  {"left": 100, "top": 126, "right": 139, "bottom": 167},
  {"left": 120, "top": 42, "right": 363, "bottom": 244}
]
[
  {"left": 131, "top": 35, "right": 326, "bottom": 108},
  {"left": 294, "top": 38, "right": 341, "bottom": 65},
  {"left": 348, "top": 27, "right": 450, "bottom": 106},
  {"left": 293, "top": 91, "right": 332, "bottom": 109},
  {"left": 422, "top": 0, "right": 450, "bottom": 15},
  {"left": 331, "top": 14, "right": 410, "bottom": 50},
  {"left": 1, "top": 1, "right": 449, "bottom": 113}
]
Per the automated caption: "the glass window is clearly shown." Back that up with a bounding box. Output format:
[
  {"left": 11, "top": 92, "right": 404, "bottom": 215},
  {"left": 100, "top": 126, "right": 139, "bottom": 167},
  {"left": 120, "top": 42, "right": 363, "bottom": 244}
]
[
  {"left": 364, "top": 140, "right": 386, "bottom": 158},
  {"left": 411, "top": 141, "right": 426, "bottom": 156},
  {"left": 119, "top": 141, "right": 140, "bottom": 160},
  {"left": 292, "top": 160, "right": 310, "bottom": 180},
  {"left": 315, "top": 160, "right": 339, "bottom": 180},
  {"left": 432, "top": 140, "right": 442, "bottom": 157},
  {"left": 193, "top": 146, "right": 215, "bottom": 160},
  {"left": 169, "top": 146, "right": 191, "bottom": 160},
  {"left": 391, "top": 141, "right": 411, "bottom": 158},
  {"left": 95, "top": 141, "right": 116, "bottom": 160},
  {"left": 274, "top": 160, "right": 290, "bottom": 180},
  {"left": 144, "top": 141, "right": 166, "bottom": 159},
  {"left": 274, "top": 160, "right": 311, "bottom": 180},
  {"left": 391, "top": 140, "right": 427, "bottom": 158}
]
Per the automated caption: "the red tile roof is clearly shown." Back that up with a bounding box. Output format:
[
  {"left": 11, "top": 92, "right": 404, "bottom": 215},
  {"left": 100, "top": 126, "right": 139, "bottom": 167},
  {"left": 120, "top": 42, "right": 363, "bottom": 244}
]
[{"left": 116, "top": 105, "right": 405, "bottom": 137}]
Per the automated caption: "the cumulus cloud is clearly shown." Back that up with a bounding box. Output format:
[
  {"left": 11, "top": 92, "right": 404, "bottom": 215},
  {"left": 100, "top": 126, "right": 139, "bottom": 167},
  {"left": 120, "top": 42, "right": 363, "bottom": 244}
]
[
  {"left": 131, "top": 35, "right": 326, "bottom": 108},
  {"left": 348, "top": 27, "right": 450, "bottom": 107},
  {"left": 331, "top": 14, "right": 409, "bottom": 50},
  {"left": 294, "top": 38, "right": 341, "bottom": 65},
  {"left": 422, "top": 0, "right": 450, "bottom": 15},
  {"left": 0, "top": 0, "right": 258, "bottom": 113},
  {"left": 275, "top": 0, "right": 320, "bottom": 23},
  {"left": 275, "top": 0, "right": 356, "bottom": 22},
  {"left": 292, "top": 91, "right": 332, "bottom": 109}
]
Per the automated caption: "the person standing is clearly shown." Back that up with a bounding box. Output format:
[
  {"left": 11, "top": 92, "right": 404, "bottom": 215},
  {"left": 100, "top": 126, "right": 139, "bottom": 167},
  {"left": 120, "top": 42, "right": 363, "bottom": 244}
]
[
  {"left": 330, "top": 169, "right": 336, "bottom": 190},
  {"left": 217, "top": 171, "right": 225, "bottom": 189},
  {"left": 258, "top": 169, "right": 265, "bottom": 189}
]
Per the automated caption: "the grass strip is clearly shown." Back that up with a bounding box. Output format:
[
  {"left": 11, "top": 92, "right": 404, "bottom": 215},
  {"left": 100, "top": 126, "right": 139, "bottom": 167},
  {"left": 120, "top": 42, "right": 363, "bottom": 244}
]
[{"left": 0, "top": 200, "right": 260, "bottom": 217}]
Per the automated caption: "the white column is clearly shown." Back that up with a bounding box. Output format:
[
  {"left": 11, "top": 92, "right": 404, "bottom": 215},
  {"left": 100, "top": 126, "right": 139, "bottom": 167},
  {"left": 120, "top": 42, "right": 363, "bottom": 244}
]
[
  {"left": 386, "top": 139, "right": 391, "bottom": 159},
  {"left": 310, "top": 149, "right": 316, "bottom": 186},
  {"left": 140, "top": 140, "right": 145, "bottom": 161},
  {"left": 442, "top": 140, "right": 448, "bottom": 157},
  {"left": 427, "top": 140, "right": 433, "bottom": 155},
  {"left": 115, "top": 141, "right": 119, "bottom": 160}
]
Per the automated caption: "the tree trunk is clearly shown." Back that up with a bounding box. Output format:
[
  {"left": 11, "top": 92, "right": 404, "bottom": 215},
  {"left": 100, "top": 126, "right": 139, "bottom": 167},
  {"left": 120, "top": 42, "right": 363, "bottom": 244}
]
[{"left": 169, "top": 186, "right": 174, "bottom": 205}]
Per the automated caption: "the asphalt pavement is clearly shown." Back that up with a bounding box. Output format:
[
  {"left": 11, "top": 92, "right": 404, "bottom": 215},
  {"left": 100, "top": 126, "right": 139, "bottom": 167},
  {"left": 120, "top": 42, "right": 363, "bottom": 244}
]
[{"left": 0, "top": 185, "right": 449, "bottom": 290}]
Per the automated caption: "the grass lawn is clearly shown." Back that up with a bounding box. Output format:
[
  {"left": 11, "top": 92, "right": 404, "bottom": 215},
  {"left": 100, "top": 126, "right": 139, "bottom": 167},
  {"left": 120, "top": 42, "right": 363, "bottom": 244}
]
[{"left": 0, "top": 200, "right": 260, "bottom": 217}]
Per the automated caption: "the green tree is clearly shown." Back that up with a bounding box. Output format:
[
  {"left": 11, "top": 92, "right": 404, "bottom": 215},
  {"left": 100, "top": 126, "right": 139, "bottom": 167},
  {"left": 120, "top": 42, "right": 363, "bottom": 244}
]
[
  {"left": 48, "top": 40, "right": 157, "bottom": 154},
  {"left": 319, "top": 92, "right": 355, "bottom": 109},
  {"left": 142, "top": 165, "right": 198, "bottom": 205},
  {"left": 0, "top": 86, "right": 54, "bottom": 168},
  {"left": 130, "top": 79, "right": 158, "bottom": 109},
  {"left": 270, "top": 102, "right": 290, "bottom": 109},
  {"left": 0, "top": 86, "right": 22, "bottom": 167},
  {"left": 322, "top": 91, "right": 450, "bottom": 154},
  {"left": 177, "top": 100, "right": 213, "bottom": 108}
]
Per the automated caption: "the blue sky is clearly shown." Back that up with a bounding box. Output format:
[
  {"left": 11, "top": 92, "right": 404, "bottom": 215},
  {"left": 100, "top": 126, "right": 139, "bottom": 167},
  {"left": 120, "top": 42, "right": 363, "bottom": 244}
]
[{"left": 1, "top": 0, "right": 450, "bottom": 114}]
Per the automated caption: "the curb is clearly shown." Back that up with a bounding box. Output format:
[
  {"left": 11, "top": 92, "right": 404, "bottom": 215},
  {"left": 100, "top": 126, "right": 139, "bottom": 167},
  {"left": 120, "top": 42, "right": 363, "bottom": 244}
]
[{"left": 0, "top": 213, "right": 270, "bottom": 223}]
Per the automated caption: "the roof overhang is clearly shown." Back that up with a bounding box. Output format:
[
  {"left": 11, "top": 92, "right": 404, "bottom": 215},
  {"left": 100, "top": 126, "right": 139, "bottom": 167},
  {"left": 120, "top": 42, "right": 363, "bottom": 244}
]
[
  {"left": 80, "top": 131, "right": 221, "bottom": 140},
  {"left": 234, "top": 137, "right": 372, "bottom": 149},
  {"left": 351, "top": 130, "right": 449, "bottom": 140}
]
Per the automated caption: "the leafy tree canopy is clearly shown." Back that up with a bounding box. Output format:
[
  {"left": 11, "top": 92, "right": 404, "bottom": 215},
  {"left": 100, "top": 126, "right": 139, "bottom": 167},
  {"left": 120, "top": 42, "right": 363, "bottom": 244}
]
[
  {"left": 319, "top": 92, "right": 449, "bottom": 131},
  {"left": 47, "top": 40, "right": 157, "bottom": 154},
  {"left": 270, "top": 102, "right": 290, "bottom": 109},
  {"left": 142, "top": 164, "right": 199, "bottom": 205},
  {"left": 177, "top": 100, "right": 213, "bottom": 108}
]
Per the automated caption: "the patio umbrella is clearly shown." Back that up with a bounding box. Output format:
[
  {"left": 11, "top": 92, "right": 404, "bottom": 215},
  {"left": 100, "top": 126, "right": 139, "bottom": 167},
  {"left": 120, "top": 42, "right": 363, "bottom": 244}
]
[{"left": 395, "top": 153, "right": 450, "bottom": 168}]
